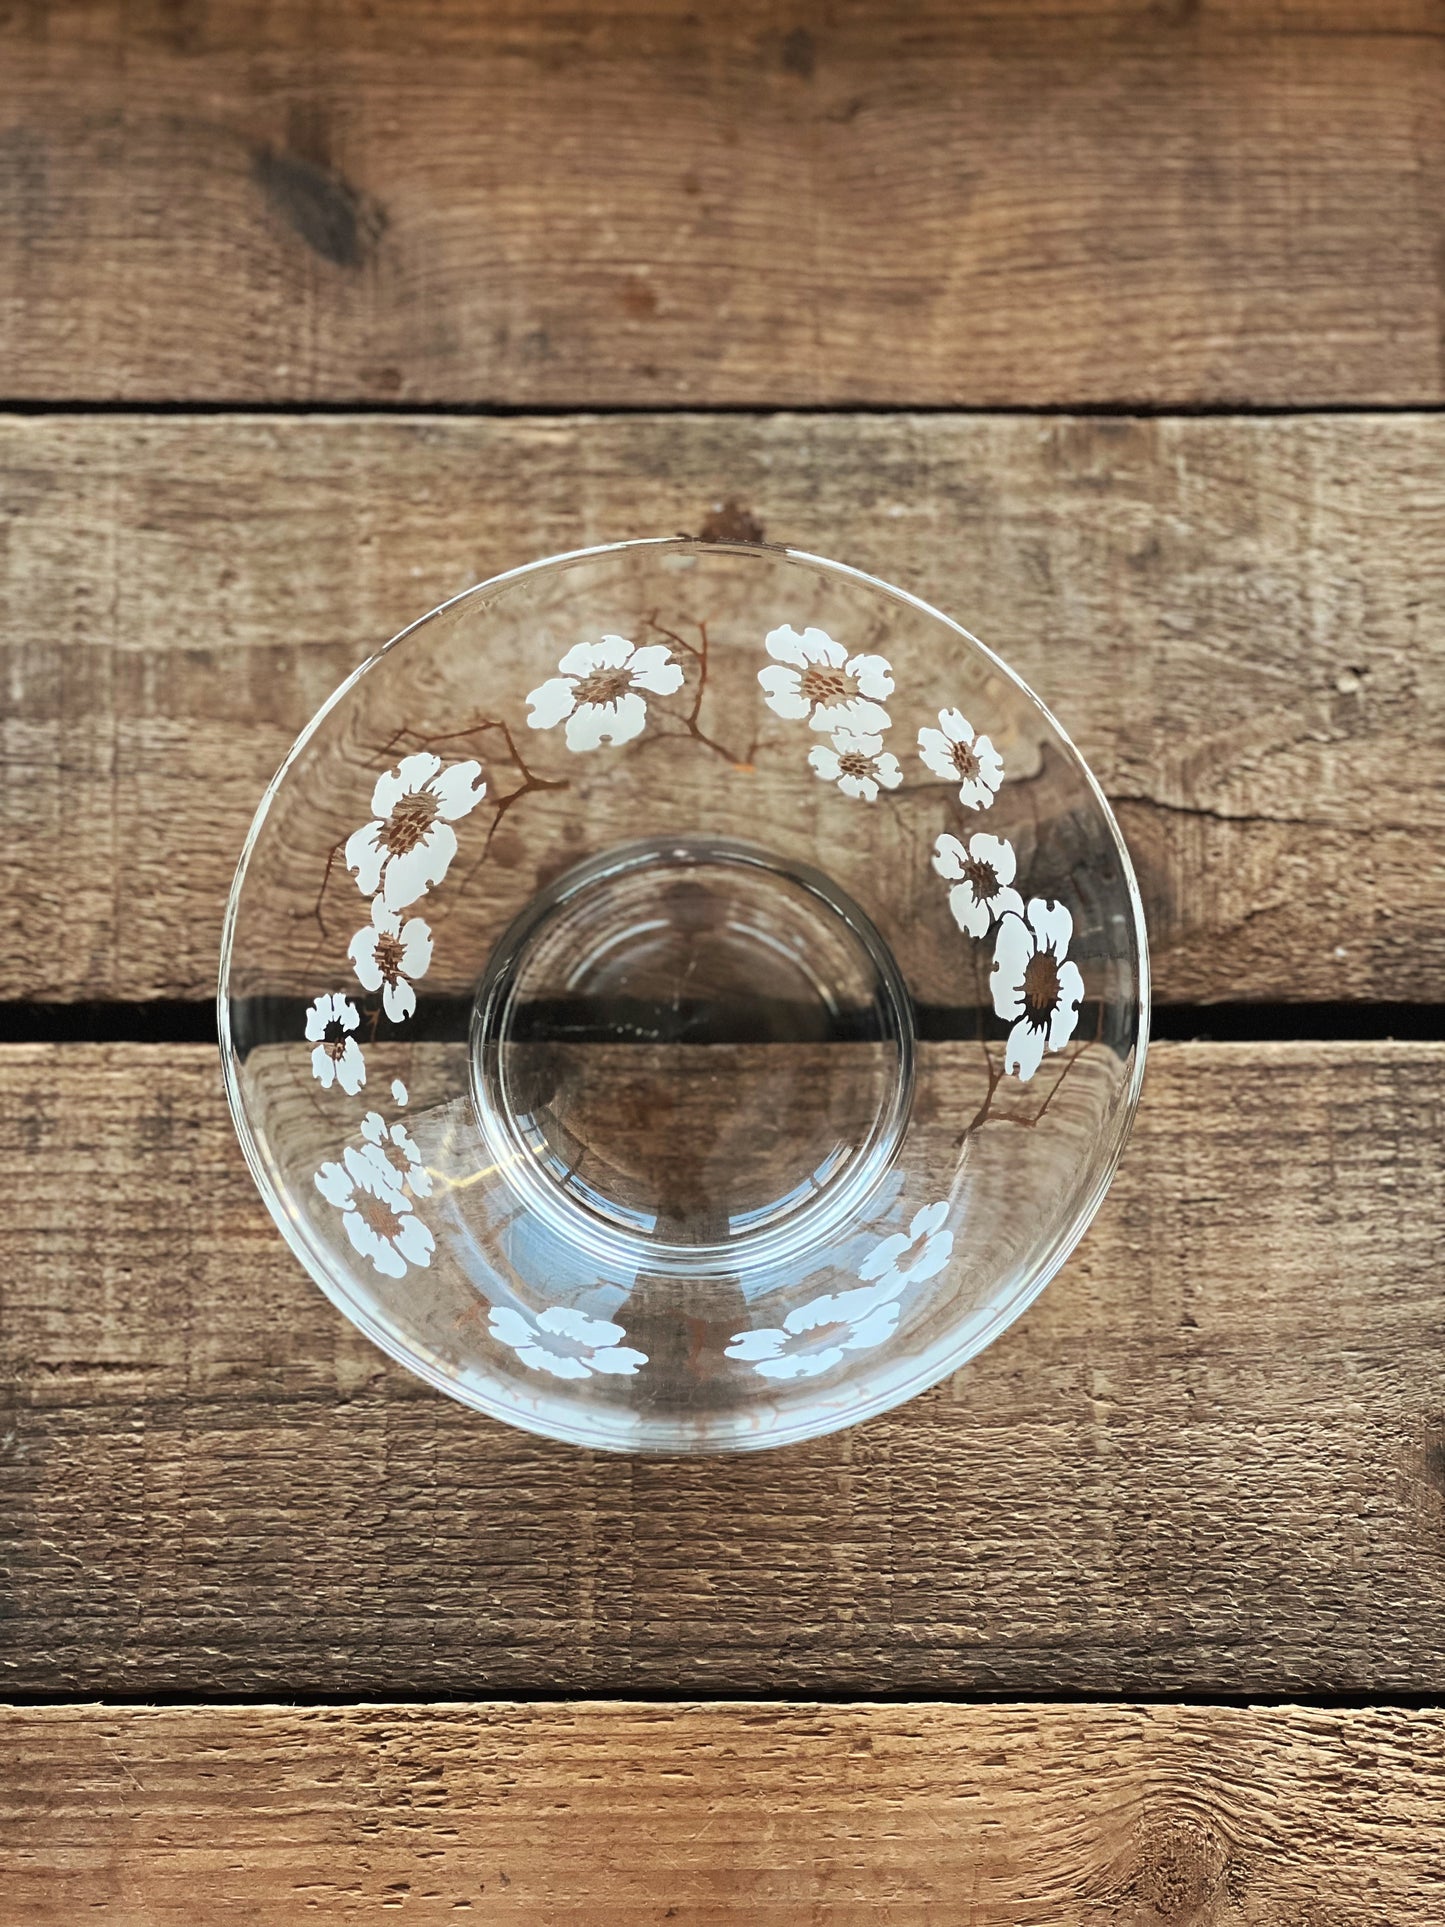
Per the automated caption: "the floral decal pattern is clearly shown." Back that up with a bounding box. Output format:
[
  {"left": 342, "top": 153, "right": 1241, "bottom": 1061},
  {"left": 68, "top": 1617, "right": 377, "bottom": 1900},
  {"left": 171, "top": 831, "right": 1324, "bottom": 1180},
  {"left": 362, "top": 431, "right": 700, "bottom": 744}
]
[
  {"left": 991, "top": 897, "right": 1086, "bottom": 1084},
  {"left": 305, "top": 992, "right": 366, "bottom": 1095},
  {"left": 488, "top": 1304, "right": 648, "bottom": 1380},
  {"left": 526, "top": 635, "right": 684, "bottom": 752}
]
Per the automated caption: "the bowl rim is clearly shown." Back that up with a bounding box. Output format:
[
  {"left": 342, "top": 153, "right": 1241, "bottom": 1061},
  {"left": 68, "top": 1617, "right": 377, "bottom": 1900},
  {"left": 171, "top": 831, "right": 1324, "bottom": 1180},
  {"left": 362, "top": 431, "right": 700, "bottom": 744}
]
[{"left": 217, "top": 534, "right": 1151, "bottom": 1453}]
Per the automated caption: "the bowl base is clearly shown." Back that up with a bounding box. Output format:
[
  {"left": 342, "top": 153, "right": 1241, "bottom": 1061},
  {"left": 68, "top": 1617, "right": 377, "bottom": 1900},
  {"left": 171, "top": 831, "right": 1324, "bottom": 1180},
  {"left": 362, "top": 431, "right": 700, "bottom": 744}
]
[{"left": 469, "top": 835, "right": 915, "bottom": 1273}]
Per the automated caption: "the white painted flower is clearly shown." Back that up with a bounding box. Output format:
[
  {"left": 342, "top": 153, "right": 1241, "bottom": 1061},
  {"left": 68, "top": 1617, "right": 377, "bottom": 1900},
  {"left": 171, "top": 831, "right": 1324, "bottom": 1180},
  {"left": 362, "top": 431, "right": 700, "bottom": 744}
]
[
  {"left": 991, "top": 898, "right": 1086, "bottom": 1083},
  {"left": 918, "top": 708, "right": 1004, "bottom": 809},
  {"left": 355, "top": 1110, "right": 433, "bottom": 1199},
  {"left": 488, "top": 1304, "right": 648, "bottom": 1381},
  {"left": 726, "top": 1280, "right": 903, "bottom": 1383},
  {"left": 858, "top": 1199, "right": 954, "bottom": 1294},
  {"left": 345, "top": 752, "right": 486, "bottom": 911},
  {"left": 759, "top": 624, "right": 893, "bottom": 734},
  {"left": 347, "top": 898, "right": 433, "bottom": 1023},
  {"left": 305, "top": 992, "right": 365, "bottom": 1095},
  {"left": 525, "top": 635, "right": 683, "bottom": 752},
  {"left": 932, "top": 831, "right": 1024, "bottom": 939},
  {"left": 808, "top": 727, "right": 903, "bottom": 803},
  {"left": 315, "top": 1145, "right": 434, "bottom": 1278}
]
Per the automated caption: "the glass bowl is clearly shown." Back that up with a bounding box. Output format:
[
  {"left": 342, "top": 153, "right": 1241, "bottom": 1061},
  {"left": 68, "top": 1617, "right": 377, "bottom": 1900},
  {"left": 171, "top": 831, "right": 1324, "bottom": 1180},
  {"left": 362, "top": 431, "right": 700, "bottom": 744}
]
[{"left": 219, "top": 539, "right": 1148, "bottom": 1452}]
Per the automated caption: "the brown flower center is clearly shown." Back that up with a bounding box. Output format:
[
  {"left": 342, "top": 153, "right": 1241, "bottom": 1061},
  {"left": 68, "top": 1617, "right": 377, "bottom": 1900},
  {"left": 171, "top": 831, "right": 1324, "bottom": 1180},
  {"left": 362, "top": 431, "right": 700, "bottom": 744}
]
[
  {"left": 355, "top": 1190, "right": 404, "bottom": 1243},
  {"left": 1022, "top": 950, "right": 1060, "bottom": 1029},
  {"left": 950, "top": 738, "right": 980, "bottom": 783},
  {"left": 383, "top": 789, "right": 439, "bottom": 855},
  {"left": 373, "top": 931, "right": 407, "bottom": 985},
  {"left": 322, "top": 1020, "right": 350, "bottom": 1061},
  {"left": 800, "top": 664, "right": 856, "bottom": 707},
  {"left": 573, "top": 666, "right": 635, "bottom": 707},
  {"left": 963, "top": 857, "right": 998, "bottom": 903},
  {"left": 837, "top": 749, "right": 876, "bottom": 780}
]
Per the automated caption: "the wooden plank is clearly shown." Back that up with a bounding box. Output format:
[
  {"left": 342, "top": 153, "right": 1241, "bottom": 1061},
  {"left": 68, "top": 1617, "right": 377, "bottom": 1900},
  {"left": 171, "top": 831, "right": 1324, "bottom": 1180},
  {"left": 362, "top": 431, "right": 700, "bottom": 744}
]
[
  {"left": 2, "top": 1039, "right": 1442, "bottom": 1697},
  {"left": 0, "top": 1, "right": 1441, "bottom": 406},
  {"left": 4, "top": 412, "right": 1441, "bottom": 1005},
  {"left": 4, "top": 1706, "right": 1445, "bottom": 1925}
]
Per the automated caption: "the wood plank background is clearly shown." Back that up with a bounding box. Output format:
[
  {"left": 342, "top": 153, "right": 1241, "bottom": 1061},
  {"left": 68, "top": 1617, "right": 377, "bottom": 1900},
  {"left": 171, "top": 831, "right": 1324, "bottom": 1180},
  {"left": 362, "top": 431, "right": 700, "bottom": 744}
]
[
  {"left": 2, "top": 1, "right": 1443, "bottom": 406},
  {"left": 6, "top": 1703, "right": 1445, "bottom": 1923},
  {"left": 3, "top": 0, "right": 1444, "bottom": 1917}
]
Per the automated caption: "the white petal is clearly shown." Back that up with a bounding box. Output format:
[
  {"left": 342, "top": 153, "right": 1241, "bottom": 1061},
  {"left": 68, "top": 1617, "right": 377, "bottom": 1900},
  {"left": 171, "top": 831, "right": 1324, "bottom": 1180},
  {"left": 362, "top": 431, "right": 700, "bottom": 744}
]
[
  {"left": 798, "top": 626, "right": 847, "bottom": 667},
  {"left": 390, "top": 1079, "right": 409, "bottom": 1106},
  {"left": 846, "top": 652, "right": 894, "bottom": 699},
  {"left": 809, "top": 697, "right": 891, "bottom": 735},
  {"left": 975, "top": 736, "right": 1005, "bottom": 791},
  {"left": 588, "top": 1344, "right": 647, "bottom": 1376},
  {"left": 872, "top": 753, "right": 903, "bottom": 791},
  {"left": 382, "top": 977, "right": 416, "bottom": 1023},
  {"left": 858, "top": 1229, "right": 910, "bottom": 1283},
  {"left": 333, "top": 996, "right": 359, "bottom": 1028},
  {"left": 311, "top": 1043, "right": 336, "bottom": 1087},
  {"left": 627, "top": 644, "right": 685, "bottom": 695},
  {"left": 525, "top": 677, "right": 579, "bottom": 730},
  {"left": 840, "top": 1300, "right": 902, "bottom": 1351},
  {"left": 917, "top": 730, "right": 957, "bottom": 782},
  {"left": 539, "top": 1305, "right": 624, "bottom": 1346},
  {"left": 910, "top": 1199, "right": 950, "bottom": 1241},
  {"left": 381, "top": 822, "right": 457, "bottom": 910},
  {"left": 991, "top": 914, "right": 1033, "bottom": 1019},
  {"left": 932, "top": 833, "right": 968, "bottom": 881},
  {"left": 1050, "top": 960, "right": 1086, "bottom": 1050},
  {"left": 524, "top": 1344, "right": 592, "bottom": 1381},
  {"left": 348, "top": 927, "right": 383, "bottom": 992},
  {"left": 958, "top": 775, "right": 995, "bottom": 811},
  {"left": 726, "top": 1327, "right": 788, "bottom": 1362},
  {"left": 992, "top": 885, "right": 1025, "bottom": 923},
  {"left": 565, "top": 689, "right": 646, "bottom": 751},
  {"left": 344, "top": 822, "right": 387, "bottom": 896},
  {"left": 939, "top": 708, "right": 975, "bottom": 747},
  {"left": 970, "top": 833, "right": 1015, "bottom": 885},
  {"left": 908, "top": 1228, "right": 954, "bottom": 1286},
  {"left": 360, "top": 1112, "right": 387, "bottom": 1147},
  {"left": 763, "top": 624, "right": 813, "bottom": 669},
  {"left": 489, "top": 1307, "right": 536, "bottom": 1349},
  {"left": 394, "top": 1214, "right": 435, "bottom": 1268},
  {"left": 557, "top": 636, "right": 620, "bottom": 676},
  {"left": 948, "top": 883, "right": 990, "bottom": 940},
  {"left": 315, "top": 1160, "right": 353, "bottom": 1208},
  {"left": 836, "top": 729, "right": 883, "bottom": 757},
  {"left": 428, "top": 759, "right": 485, "bottom": 820},
  {"left": 304, "top": 996, "right": 329, "bottom": 1042},
  {"left": 335, "top": 1038, "right": 367, "bottom": 1095},
  {"left": 836, "top": 773, "right": 873, "bottom": 801},
  {"left": 398, "top": 917, "right": 433, "bottom": 978},
  {"left": 758, "top": 664, "right": 811, "bottom": 719},
  {"left": 808, "top": 744, "right": 842, "bottom": 783},
  {"left": 345, "top": 1210, "right": 406, "bottom": 1278},
  {"left": 1028, "top": 896, "right": 1074, "bottom": 956},
  {"left": 1005, "top": 1017, "right": 1046, "bottom": 1084}
]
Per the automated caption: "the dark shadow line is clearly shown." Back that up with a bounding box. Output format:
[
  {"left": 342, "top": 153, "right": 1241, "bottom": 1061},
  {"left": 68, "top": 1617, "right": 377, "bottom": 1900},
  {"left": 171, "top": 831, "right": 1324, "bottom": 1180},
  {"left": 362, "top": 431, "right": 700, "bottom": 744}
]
[{"left": 0, "top": 399, "right": 1442, "bottom": 422}]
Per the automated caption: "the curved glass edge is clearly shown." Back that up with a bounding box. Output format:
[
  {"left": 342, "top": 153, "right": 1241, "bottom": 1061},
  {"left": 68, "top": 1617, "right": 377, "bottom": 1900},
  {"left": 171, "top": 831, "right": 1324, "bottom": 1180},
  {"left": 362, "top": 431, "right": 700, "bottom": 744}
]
[{"left": 217, "top": 535, "right": 1152, "bottom": 1456}]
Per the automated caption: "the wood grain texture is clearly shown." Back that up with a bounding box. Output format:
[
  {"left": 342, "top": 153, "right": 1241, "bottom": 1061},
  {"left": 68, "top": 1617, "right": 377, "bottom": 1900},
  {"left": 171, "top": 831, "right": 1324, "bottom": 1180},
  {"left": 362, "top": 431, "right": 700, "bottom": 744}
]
[
  {"left": 6, "top": 1702, "right": 1445, "bottom": 1924},
  {"left": 4, "top": 411, "right": 1441, "bottom": 1005},
  {"left": 3, "top": 1040, "right": 1442, "bottom": 1698},
  {"left": 1, "top": 0, "right": 1441, "bottom": 406}
]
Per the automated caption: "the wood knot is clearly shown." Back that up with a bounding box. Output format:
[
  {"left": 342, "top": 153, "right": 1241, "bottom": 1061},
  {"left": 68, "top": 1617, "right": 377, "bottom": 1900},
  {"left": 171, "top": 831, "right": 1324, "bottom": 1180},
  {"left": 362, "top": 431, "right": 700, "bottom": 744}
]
[{"left": 1123, "top": 1808, "right": 1234, "bottom": 1922}]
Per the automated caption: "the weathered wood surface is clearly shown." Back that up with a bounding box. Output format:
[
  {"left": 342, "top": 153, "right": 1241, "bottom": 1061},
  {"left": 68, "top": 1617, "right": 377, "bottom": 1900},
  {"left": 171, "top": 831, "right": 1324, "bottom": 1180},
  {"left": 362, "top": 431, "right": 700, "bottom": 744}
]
[
  {"left": 1, "top": 1, "right": 1440, "bottom": 407},
  {"left": 5, "top": 1702, "right": 1445, "bottom": 1925},
  {"left": 3, "top": 1039, "right": 1442, "bottom": 1698},
  {"left": 4, "top": 412, "right": 1440, "bottom": 1005}
]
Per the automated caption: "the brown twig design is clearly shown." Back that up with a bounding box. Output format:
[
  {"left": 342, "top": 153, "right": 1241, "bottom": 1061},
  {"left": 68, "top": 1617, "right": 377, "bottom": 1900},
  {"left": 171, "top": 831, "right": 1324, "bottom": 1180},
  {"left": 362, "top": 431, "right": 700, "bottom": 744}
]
[{"left": 638, "top": 613, "right": 748, "bottom": 765}]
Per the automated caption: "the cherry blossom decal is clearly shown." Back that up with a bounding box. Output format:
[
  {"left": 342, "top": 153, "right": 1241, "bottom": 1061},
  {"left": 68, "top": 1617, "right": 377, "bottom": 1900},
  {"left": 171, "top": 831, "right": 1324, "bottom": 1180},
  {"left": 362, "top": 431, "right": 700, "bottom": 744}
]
[
  {"left": 932, "top": 831, "right": 1023, "bottom": 940},
  {"left": 919, "top": 708, "right": 1004, "bottom": 809},
  {"left": 526, "top": 635, "right": 684, "bottom": 752},
  {"left": 356, "top": 1110, "right": 432, "bottom": 1199},
  {"left": 759, "top": 624, "right": 893, "bottom": 735},
  {"left": 808, "top": 728, "right": 903, "bottom": 803},
  {"left": 315, "top": 1145, "right": 435, "bottom": 1278},
  {"left": 489, "top": 1304, "right": 648, "bottom": 1380},
  {"left": 991, "top": 898, "right": 1086, "bottom": 1083},
  {"left": 305, "top": 992, "right": 366, "bottom": 1095},
  {"left": 858, "top": 1200, "right": 954, "bottom": 1293},
  {"left": 348, "top": 899, "right": 433, "bottom": 1023},
  {"left": 345, "top": 751, "right": 486, "bottom": 910}
]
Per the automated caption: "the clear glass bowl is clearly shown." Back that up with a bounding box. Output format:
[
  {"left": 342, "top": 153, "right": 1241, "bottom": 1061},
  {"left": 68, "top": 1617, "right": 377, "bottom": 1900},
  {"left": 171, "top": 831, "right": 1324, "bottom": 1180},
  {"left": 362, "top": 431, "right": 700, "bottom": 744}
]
[{"left": 219, "top": 539, "right": 1148, "bottom": 1451}]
